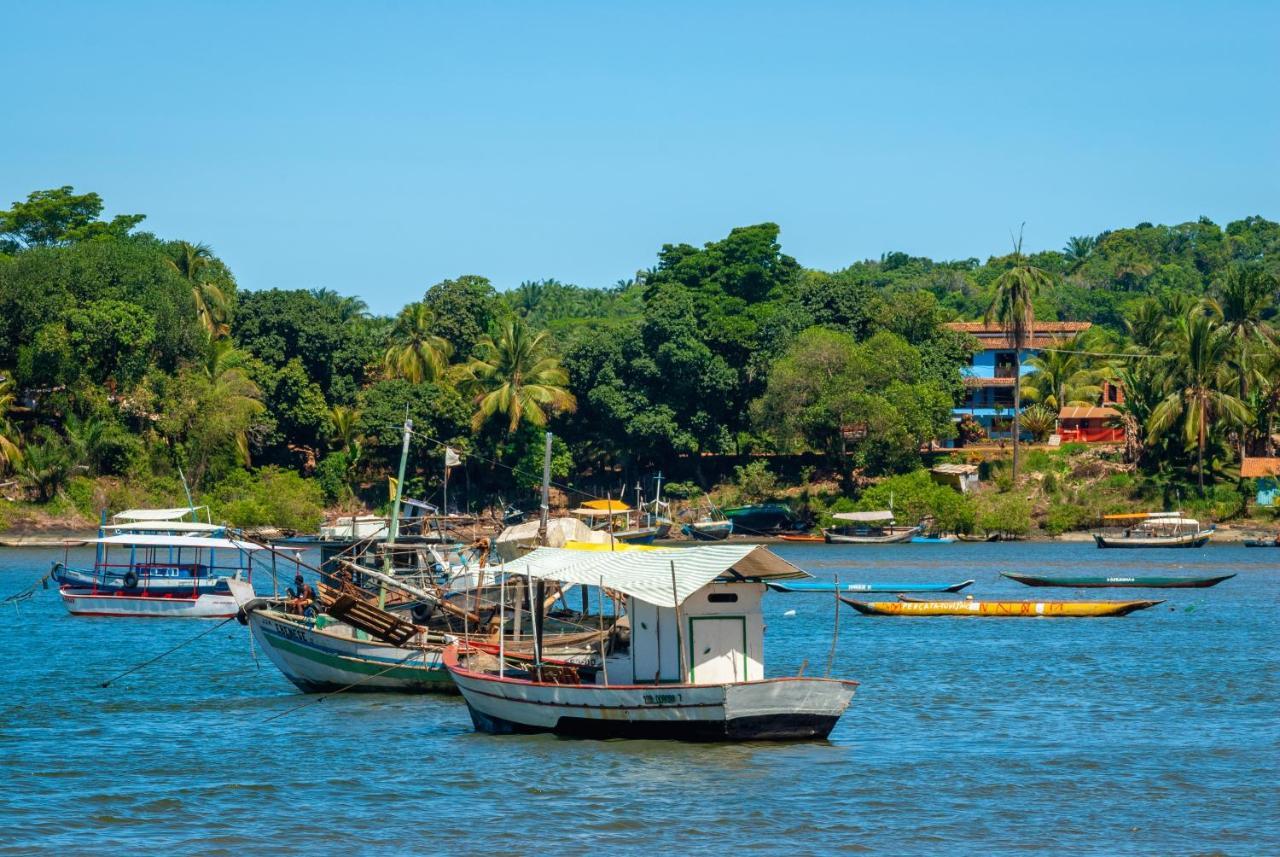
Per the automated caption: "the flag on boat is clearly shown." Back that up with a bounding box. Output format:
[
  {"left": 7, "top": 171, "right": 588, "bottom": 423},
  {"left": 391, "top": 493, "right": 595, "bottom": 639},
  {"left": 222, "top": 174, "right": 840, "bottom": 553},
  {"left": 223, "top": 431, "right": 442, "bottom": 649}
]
[
  {"left": 444, "top": 446, "right": 462, "bottom": 467},
  {"left": 387, "top": 476, "right": 398, "bottom": 501}
]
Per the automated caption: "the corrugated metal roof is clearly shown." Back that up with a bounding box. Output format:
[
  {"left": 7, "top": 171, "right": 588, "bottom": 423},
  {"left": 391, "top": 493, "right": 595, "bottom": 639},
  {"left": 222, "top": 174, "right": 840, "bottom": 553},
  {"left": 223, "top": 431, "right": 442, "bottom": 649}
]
[
  {"left": 945, "top": 321, "right": 1092, "bottom": 334},
  {"left": 832, "top": 510, "right": 896, "bottom": 522},
  {"left": 932, "top": 463, "right": 978, "bottom": 475},
  {"left": 496, "top": 545, "right": 809, "bottom": 608},
  {"left": 87, "top": 534, "right": 273, "bottom": 551}
]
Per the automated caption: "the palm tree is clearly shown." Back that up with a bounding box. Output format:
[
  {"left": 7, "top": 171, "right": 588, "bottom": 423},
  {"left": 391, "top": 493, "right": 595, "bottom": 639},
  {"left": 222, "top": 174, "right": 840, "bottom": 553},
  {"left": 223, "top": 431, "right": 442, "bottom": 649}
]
[
  {"left": 1112, "top": 362, "right": 1167, "bottom": 465},
  {"left": 0, "top": 375, "right": 22, "bottom": 475},
  {"left": 1021, "top": 333, "right": 1102, "bottom": 410},
  {"left": 513, "top": 280, "right": 547, "bottom": 317},
  {"left": 1062, "top": 235, "right": 1096, "bottom": 269},
  {"left": 459, "top": 318, "right": 576, "bottom": 433},
  {"left": 63, "top": 413, "right": 110, "bottom": 475},
  {"left": 383, "top": 303, "right": 453, "bottom": 384},
  {"left": 1207, "top": 263, "right": 1277, "bottom": 455},
  {"left": 311, "top": 288, "right": 369, "bottom": 322},
  {"left": 1019, "top": 404, "right": 1059, "bottom": 443},
  {"left": 167, "top": 241, "right": 230, "bottom": 338},
  {"left": 984, "top": 230, "right": 1055, "bottom": 478},
  {"left": 18, "top": 427, "right": 71, "bottom": 502},
  {"left": 328, "top": 405, "right": 362, "bottom": 451},
  {"left": 1148, "top": 312, "right": 1251, "bottom": 491},
  {"left": 203, "top": 338, "right": 264, "bottom": 466}
]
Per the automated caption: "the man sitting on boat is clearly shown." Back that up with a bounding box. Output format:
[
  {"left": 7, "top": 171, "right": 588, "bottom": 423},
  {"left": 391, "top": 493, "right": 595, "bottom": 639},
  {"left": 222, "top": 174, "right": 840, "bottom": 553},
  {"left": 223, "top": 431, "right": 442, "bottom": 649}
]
[{"left": 286, "top": 573, "right": 317, "bottom": 617}]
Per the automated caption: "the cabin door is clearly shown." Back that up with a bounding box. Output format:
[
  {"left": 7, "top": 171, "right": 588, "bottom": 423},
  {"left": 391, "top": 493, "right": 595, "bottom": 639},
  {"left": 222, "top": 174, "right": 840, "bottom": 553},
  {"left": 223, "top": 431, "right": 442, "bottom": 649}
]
[{"left": 688, "top": 617, "right": 747, "bottom": 684}]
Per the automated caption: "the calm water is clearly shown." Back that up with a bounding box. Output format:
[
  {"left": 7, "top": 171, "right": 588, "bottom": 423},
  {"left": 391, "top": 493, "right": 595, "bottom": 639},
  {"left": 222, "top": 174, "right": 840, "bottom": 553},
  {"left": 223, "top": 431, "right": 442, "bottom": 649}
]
[{"left": 1, "top": 542, "right": 1276, "bottom": 855}]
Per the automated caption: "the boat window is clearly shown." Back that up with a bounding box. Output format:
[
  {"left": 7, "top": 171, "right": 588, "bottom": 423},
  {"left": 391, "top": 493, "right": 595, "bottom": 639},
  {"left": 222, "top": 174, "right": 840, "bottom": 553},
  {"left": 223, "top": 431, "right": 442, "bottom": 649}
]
[{"left": 707, "top": 593, "right": 738, "bottom": 603}]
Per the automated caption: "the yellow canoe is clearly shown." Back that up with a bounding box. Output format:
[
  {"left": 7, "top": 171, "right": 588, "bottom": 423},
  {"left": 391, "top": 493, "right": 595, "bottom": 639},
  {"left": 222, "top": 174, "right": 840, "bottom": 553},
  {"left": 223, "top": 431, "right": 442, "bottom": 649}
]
[
  {"left": 561, "top": 540, "right": 657, "bottom": 552},
  {"left": 841, "top": 596, "right": 1163, "bottom": 617}
]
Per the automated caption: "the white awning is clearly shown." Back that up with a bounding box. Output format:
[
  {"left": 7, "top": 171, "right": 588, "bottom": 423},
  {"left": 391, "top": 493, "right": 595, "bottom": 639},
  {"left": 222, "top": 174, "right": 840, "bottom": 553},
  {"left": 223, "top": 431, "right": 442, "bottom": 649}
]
[
  {"left": 1143, "top": 517, "right": 1201, "bottom": 528},
  {"left": 103, "top": 521, "right": 225, "bottom": 533},
  {"left": 496, "top": 545, "right": 809, "bottom": 608},
  {"left": 832, "top": 510, "right": 895, "bottom": 523},
  {"left": 86, "top": 534, "right": 271, "bottom": 551},
  {"left": 112, "top": 507, "right": 206, "bottom": 522}
]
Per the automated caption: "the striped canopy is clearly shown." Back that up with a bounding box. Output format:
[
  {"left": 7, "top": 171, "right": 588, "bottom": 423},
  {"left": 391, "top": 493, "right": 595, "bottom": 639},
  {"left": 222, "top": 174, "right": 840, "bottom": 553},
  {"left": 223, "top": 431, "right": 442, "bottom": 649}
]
[{"left": 498, "top": 545, "right": 808, "bottom": 608}]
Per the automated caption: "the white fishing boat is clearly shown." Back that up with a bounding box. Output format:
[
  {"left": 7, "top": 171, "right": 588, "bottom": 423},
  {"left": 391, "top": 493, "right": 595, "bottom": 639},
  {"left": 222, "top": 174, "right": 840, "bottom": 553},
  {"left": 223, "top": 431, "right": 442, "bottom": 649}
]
[
  {"left": 1092, "top": 512, "right": 1215, "bottom": 549},
  {"left": 55, "top": 533, "right": 272, "bottom": 618},
  {"left": 822, "top": 511, "right": 922, "bottom": 544},
  {"left": 446, "top": 544, "right": 859, "bottom": 741}
]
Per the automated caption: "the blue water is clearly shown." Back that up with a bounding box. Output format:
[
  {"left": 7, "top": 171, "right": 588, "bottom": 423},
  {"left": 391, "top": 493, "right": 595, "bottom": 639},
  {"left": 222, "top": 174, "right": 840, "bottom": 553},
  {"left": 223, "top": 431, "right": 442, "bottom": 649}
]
[{"left": 1, "top": 542, "right": 1276, "bottom": 855}]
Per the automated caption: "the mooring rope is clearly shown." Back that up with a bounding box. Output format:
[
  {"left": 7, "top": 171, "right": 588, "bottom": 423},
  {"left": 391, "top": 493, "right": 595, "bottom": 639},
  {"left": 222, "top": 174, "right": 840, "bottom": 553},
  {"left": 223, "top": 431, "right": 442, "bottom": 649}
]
[
  {"left": 260, "top": 649, "right": 426, "bottom": 723},
  {"left": 97, "top": 616, "right": 236, "bottom": 688},
  {"left": 3, "top": 572, "right": 51, "bottom": 605}
]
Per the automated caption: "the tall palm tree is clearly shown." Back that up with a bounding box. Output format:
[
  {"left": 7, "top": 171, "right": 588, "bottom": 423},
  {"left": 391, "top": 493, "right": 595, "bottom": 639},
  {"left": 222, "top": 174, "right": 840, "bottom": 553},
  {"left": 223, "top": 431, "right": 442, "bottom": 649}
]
[
  {"left": 984, "top": 231, "right": 1055, "bottom": 478},
  {"left": 1148, "top": 312, "right": 1251, "bottom": 490},
  {"left": 328, "top": 405, "right": 362, "bottom": 451},
  {"left": 0, "top": 375, "right": 22, "bottom": 475},
  {"left": 459, "top": 318, "right": 576, "bottom": 433},
  {"left": 513, "top": 280, "right": 547, "bottom": 317},
  {"left": 1207, "top": 263, "right": 1277, "bottom": 455},
  {"left": 167, "top": 241, "right": 230, "bottom": 338},
  {"left": 203, "top": 338, "right": 264, "bottom": 466},
  {"left": 383, "top": 303, "right": 453, "bottom": 384}
]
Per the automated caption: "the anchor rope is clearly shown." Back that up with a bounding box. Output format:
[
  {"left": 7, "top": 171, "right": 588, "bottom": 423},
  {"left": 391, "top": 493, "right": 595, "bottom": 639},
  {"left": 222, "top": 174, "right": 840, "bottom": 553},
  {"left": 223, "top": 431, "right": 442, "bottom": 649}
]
[
  {"left": 97, "top": 616, "right": 236, "bottom": 688},
  {"left": 260, "top": 648, "right": 426, "bottom": 723}
]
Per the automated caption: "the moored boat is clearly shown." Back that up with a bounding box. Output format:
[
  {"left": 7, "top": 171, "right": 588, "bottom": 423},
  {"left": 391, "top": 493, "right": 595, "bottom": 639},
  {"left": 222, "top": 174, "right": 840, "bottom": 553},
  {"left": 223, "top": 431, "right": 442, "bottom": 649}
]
[
  {"left": 910, "top": 534, "right": 957, "bottom": 544},
  {"left": 1092, "top": 512, "right": 1214, "bottom": 548},
  {"left": 777, "top": 533, "right": 824, "bottom": 543},
  {"left": 767, "top": 579, "right": 975, "bottom": 593},
  {"left": 682, "top": 519, "right": 734, "bottom": 541},
  {"left": 1001, "top": 571, "right": 1236, "bottom": 588},
  {"left": 823, "top": 511, "right": 922, "bottom": 544},
  {"left": 721, "top": 503, "right": 802, "bottom": 536},
  {"left": 446, "top": 545, "right": 859, "bottom": 741},
  {"left": 1243, "top": 537, "right": 1280, "bottom": 548},
  {"left": 841, "top": 595, "right": 1163, "bottom": 617}
]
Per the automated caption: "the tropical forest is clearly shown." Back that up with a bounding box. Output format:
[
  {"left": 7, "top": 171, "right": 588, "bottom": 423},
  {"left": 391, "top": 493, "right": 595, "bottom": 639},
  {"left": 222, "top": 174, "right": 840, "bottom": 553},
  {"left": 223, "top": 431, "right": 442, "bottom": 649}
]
[{"left": 1, "top": 186, "right": 1278, "bottom": 536}]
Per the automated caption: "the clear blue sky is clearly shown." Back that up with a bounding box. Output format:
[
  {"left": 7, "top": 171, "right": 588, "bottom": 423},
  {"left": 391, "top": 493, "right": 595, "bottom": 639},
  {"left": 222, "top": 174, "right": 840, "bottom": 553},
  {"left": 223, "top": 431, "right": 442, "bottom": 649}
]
[{"left": 4, "top": 1, "right": 1277, "bottom": 313}]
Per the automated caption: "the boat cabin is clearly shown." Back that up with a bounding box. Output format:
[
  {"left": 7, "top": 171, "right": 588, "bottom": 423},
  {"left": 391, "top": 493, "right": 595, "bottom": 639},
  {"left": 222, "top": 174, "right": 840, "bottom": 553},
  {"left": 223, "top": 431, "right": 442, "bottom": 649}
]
[{"left": 499, "top": 544, "right": 808, "bottom": 687}]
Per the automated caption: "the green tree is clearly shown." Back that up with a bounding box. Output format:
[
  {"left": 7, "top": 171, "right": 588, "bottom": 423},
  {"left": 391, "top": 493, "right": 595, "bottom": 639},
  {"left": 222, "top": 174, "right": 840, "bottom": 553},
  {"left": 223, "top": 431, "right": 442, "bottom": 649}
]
[
  {"left": 383, "top": 302, "right": 454, "bottom": 384},
  {"left": 1207, "top": 263, "right": 1277, "bottom": 454},
  {"left": 1063, "top": 235, "right": 1096, "bottom": 270},
  {"left": 1020, "top": 332, "right": 1101, "bottom": 410},
  {"left": 166, "top": 241, "right": 231, "bottom": 338},
  {"left": 984, "top": 233, "right": 1055, "bottom": 478},
  {"left": 17, "top": 427, "right": 73, "bottom": 501},
  {"left": 0, "top": 375, "right": 21, "bottom": 474},
  {"left": 424, "top": 275, "right": 504, "bottom": 358},
  {"left": 1148, "top": 312, "right": 1251, "bottom": 490},
  {"left": 460, "top": 318, "right": 576, "bottom": 433},
  {"left": 0, "top": 186, "right": 144, "bottom": 251}
]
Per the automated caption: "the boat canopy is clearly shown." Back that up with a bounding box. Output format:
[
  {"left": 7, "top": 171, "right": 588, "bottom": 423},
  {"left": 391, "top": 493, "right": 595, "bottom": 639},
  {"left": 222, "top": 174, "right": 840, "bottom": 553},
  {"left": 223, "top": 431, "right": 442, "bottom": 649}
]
[
  {"left": 832, "top": 510, "right": 895, "bottom": 523},
  {"left": 86, "top": 533, "right": 273, "bottom": 551},
  {"left": 580, "top": 499, "right": 631, "bottom": 512},
  {"left": 1103, "top": 511, "right": 1183, "bottom": 520},
  {"left": 499, "top": 545, "right": 809, "bottom": 608},
  {"left": 1144, "top": 517, "right": 1200, "bottom": 528},
  {"left": 102, "top": 521, "right": 226, "bottom": 533},
  {"left": 112, "top": 507, "right": 208, "bottom": 522}
]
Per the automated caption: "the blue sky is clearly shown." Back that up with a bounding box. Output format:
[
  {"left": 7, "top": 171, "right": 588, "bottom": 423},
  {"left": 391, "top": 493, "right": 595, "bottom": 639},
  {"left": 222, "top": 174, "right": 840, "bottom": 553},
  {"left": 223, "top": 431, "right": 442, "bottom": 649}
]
[{"left": 4, "top": 1, "right": 1277, "bottom": 313}]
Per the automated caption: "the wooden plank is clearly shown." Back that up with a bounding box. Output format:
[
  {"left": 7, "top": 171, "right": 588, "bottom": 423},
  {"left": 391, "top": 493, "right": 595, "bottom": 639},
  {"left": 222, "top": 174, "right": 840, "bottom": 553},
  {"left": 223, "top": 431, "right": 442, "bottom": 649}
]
[{"left": 326, "top": 593, "right": 420, "bottom": 645}]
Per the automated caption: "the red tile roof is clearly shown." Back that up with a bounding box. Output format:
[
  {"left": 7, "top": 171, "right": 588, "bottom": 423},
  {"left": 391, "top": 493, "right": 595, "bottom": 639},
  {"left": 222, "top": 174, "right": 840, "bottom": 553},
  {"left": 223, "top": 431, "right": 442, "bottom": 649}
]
[
  {"left": 946, "top": 321, "right": 1092, "bottom": 351},
  {"left": 1241, "top": 457, "right": 1280, "bottom": 478},
  {"left": 1058, "top": 406, "right": 1120, "bottom": 420}
]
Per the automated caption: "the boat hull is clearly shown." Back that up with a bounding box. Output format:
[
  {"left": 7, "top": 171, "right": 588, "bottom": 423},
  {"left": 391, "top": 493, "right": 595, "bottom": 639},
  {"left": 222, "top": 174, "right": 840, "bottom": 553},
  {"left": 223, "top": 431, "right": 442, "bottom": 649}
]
[
  {"left": 245, "top": 609, "right": 454, "bottom": 693},
  {"left": 841, "top": 597, "right": 1163, "bottom": 617},
  {"left": 910, "top": 535, "right": 957, "bottom": 544},
  {"left": 52, "top": 563, "right": 233, "bottom": 596},
  {"left": 682, "top": 521, "right": 733, "bottom": 541},
  {"left": 1002, "top": 572, "right": 1236, "bottom": 589},
  {"left": 447, "top": 653, "right": 857, "bottom": 742},
  {"left": 1243, "top": 539, "right": 1280, "bottom": 548},
  {"left": 58, "top": 586, "right": 240, "bottom": 618},
  {"left": 1092, "top": 530, "right": 1214, "bottom": 548},
  {"left": 767, "top": 579, "right": 975, "bottom": 594},
  {"left": 823, "top": 526, "right": 920, "bottom": 544}
]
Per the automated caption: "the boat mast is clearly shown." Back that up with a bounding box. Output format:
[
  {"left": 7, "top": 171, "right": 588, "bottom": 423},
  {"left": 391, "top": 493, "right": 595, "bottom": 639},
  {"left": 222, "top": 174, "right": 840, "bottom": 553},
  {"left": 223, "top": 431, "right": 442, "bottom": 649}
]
[
  {"left": 532, "top": 430, "right": 553, "bottom": 666},
  {"left": 381, "top": 416, "right": 413, "bottom": 608}
]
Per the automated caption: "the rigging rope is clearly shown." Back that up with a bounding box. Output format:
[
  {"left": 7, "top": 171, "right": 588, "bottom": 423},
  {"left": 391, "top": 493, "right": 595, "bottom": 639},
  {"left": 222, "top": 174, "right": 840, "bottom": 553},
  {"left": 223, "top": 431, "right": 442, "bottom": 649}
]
[
  {"left": 97, "top": 616, "right": 236, "bottom": 688},
  {"left": 260, "top": 649, "right": 426, "bottom": 723}
]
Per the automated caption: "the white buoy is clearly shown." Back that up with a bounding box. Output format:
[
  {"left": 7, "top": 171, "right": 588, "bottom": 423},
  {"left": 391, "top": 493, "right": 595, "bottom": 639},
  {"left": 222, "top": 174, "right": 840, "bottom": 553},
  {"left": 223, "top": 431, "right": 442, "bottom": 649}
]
[{"left": 783, "top": 609, "right": 797, "bottom": 617}]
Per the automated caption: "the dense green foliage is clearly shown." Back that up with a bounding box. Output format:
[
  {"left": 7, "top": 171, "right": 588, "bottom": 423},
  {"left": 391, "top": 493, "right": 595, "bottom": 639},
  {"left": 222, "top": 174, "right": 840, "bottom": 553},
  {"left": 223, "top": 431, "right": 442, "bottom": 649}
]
[{"left": 1, "top": 184, "right": 1277, "bottom": 529}]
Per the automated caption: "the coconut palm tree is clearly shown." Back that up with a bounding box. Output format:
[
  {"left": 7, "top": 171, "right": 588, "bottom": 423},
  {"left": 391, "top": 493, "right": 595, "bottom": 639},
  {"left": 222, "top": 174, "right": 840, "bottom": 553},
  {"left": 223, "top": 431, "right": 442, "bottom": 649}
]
[
  {"left": 459, "top": 318, "right": 576, "bottom": 433},
  {"left": 1062, "top": 235, "right": 1096, "bottom": 270},
  {"left": 203, "top": 338, "right": 264, "bottom": 466},
  {"left": 167, "top": 241, "right": 230, "bottom": 338},
  {"left": 1020, "top": 333, "right": 1102, "bottom": 410},
  {"left": 383, "top": 303, "right": 453, "bottom": 384},
  {"left": 1148, "top": 312, "right": 1251, "bottom": 491},
  {"left": 984, "top": 230, "right": 1055, "bottom": 478},
  {"left": 1207, "top": 263, "right": 1277, "bottom": 455},
  {"left": 0, "top": 375, "right": 22, "bottom": 475}
]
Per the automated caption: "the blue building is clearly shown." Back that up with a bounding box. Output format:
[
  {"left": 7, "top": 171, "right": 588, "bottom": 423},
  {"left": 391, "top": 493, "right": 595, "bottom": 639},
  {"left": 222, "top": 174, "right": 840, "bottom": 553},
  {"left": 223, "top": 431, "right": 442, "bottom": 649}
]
[
  {"left": 945, "top": 321, "right": 1092, "bottom": 440},
  {"left": 1242, "top": 457, "right": 1280, "bottom": 506}
]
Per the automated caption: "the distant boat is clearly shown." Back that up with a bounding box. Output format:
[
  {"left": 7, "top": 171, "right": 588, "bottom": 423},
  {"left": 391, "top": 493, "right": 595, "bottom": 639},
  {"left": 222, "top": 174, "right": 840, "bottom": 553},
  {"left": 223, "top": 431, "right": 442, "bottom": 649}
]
[
  {"left": 1093, "top": 512, "right": 1214, "bottom": 548},
  {"left": 777, "top": 533, "right": 824, "bottom": 543},
  {"left": 1243, "top": 537, "right": 1280, "bottom": 548},
  {"left": 841, "top": 596, "right": 1163, "bottom": 617},
  {"left": 682, "top": 519, "right": 734, "bottom": 541},
  {"left": 823, "top": 511, "right": 921, "bottom": 544},
  {"left": 1002, "top": 571, "right": 1236, "bottom": 589},
  {"left": 721, "top": 504, "right": 802, "bottom": 535},
  {"left": 910, "top": 534, "right": 957, "bottom": 544},
  {"left": 767, "top": 579, "right": 974, "bottom": 594}
]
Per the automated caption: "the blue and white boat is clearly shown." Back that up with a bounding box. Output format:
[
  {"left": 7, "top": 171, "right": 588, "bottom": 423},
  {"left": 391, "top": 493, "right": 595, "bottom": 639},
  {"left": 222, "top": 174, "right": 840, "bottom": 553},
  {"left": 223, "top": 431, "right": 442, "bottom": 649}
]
[
  {"left": 53, "top": 527, "right": 275, "bottom": 618},
  {"left": 766, "top": 579, "right": 975, "bottom": 594}
]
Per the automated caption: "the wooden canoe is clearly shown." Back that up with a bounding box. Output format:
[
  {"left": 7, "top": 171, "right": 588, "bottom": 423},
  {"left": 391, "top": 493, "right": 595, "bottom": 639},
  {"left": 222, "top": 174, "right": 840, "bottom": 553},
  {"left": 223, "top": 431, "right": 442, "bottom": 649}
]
[
  {"left": 777, "top": 534, "right": 825, "bottom": 542},
  {"left": 1243, "top": 539, "right": 1280, "bottom": 548},
  {"left": 768, "top": 579, "right": 975, "bottom": 594},
  {"left": 840, "top": 596, "right": 1163, "bottom": 617},
  {"left": 1001, "top": 571, "right": 1235, "bottom": 589}
]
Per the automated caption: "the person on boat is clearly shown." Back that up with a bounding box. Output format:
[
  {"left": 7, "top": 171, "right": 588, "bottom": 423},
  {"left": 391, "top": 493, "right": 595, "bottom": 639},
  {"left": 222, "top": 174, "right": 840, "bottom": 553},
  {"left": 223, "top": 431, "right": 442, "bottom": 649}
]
[{"left": 286, "top": 573, "right": 316, "bottom": 617}]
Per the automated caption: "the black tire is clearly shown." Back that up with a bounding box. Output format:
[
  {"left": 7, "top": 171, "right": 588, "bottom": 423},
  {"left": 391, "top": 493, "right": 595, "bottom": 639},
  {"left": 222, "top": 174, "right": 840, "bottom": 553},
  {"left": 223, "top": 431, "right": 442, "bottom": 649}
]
[
  {"left": 122, "top": 571, "right": 139, "bottom": 589},
  {"left": 411, "top": 603, "right": 433, "bottom": 623}
]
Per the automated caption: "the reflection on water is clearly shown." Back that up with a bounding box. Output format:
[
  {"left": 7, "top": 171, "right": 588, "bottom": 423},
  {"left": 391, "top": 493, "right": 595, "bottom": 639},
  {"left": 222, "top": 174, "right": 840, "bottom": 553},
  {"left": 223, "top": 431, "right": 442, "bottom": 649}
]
[{"left": 0, "top": 542, "right": 1276, "bottom": 855}]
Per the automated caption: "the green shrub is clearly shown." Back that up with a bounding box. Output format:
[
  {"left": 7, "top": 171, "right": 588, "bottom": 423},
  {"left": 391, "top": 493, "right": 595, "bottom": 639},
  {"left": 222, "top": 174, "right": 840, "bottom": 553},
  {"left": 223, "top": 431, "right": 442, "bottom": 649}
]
[
  {"left": 1103, "top": 473, "right": 1134, "bottom": 490},
  {"left": 978, "top": 494, "right": 1032, "bottom": 536},
  {"left": 205, "top": 467, "right": 324, "bottom": 532},
  {"left": 1042, "top": 502, "right": 1090, "bottom": 536},
  {"left": 1060, "top": 442, "right": 1088, "bottom": 455},
  {"left": 315, "top": 453, "right": 350, "bottom": 505},
  {"left": 833, "top": 470, "right": 976, "bottom": 534},
  {"left": 1042, "top": 472, "right": 1058, "bottom": 495},
  {"left": 663, "top": 481, "right": 702, "bottom": 499},
  {"left": 733, "top": 460, "right": 777, "bottom": 502}
]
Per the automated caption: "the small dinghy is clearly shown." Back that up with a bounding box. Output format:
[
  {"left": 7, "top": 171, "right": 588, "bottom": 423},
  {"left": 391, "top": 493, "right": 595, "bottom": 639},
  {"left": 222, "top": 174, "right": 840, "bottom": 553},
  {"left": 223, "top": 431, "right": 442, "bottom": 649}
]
[
  {"left": 1243, "top": 537, "right": 1280, "bottom": 548},
  {"left": 767, "top": 579, "right": 975, "bottom": 594},
  {"left": 841, "top": 595, "right": 1163, "bottom": 617},
  {"left": 1002, "top": 572, "right": 1235, "bottom": 589}
]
